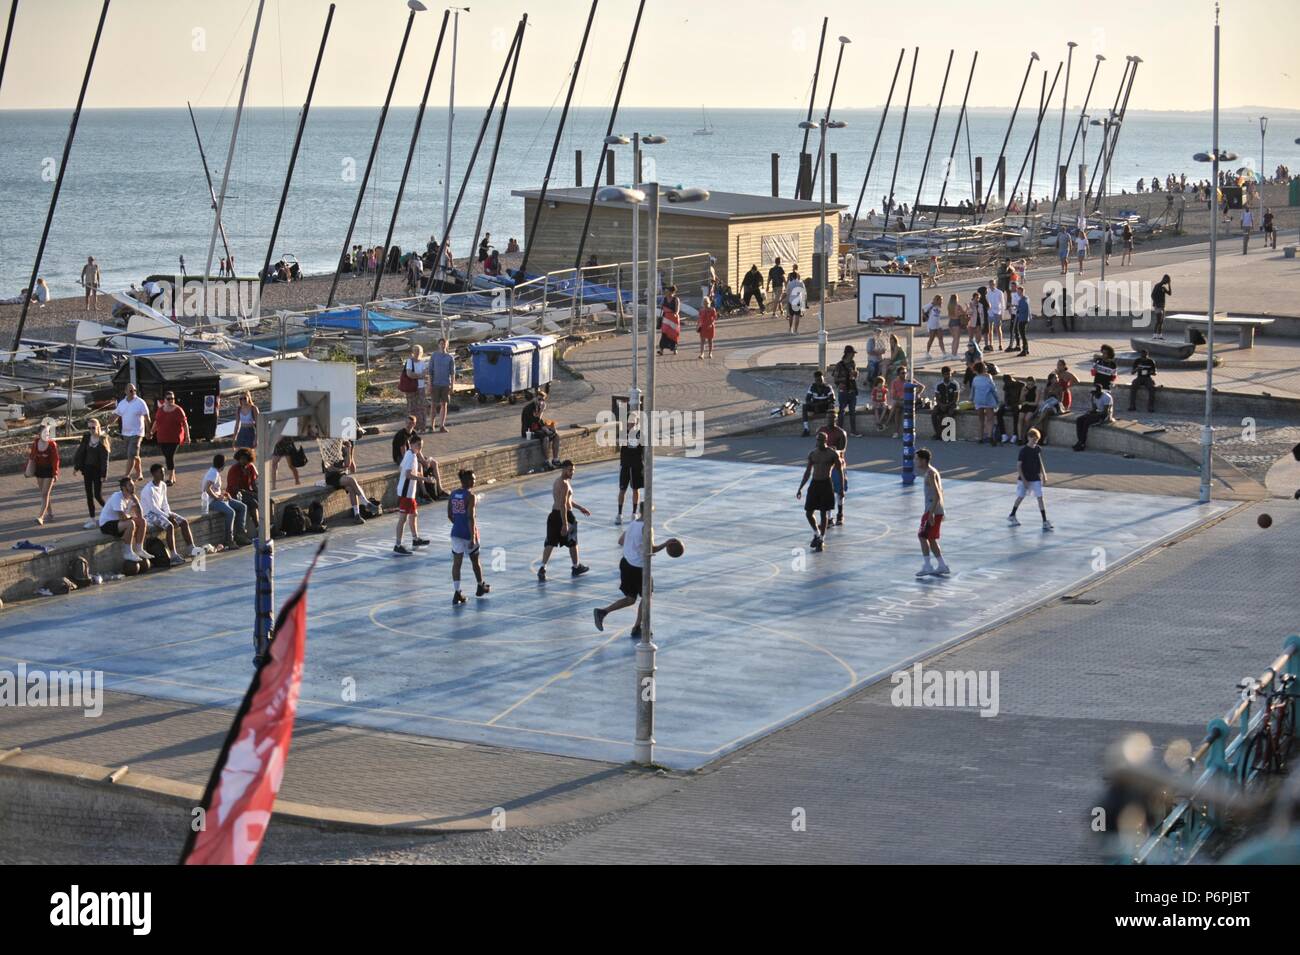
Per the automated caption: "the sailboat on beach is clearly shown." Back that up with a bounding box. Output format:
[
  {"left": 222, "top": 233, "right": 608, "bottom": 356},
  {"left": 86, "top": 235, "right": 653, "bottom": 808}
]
[{"left": 693, "top": 105, "right": 714, "bottom": 136}]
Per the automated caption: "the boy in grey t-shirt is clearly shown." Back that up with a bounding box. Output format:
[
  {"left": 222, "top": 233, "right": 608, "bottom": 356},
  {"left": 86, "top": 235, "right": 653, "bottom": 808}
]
[{"left": 428, "top": 339, "right": 456, "bottom": 433}]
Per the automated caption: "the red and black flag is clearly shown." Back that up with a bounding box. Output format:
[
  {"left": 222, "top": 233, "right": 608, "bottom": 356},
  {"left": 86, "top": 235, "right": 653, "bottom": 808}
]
[{"left": 180, "top": 544, "right": 324, "bottom": 865}]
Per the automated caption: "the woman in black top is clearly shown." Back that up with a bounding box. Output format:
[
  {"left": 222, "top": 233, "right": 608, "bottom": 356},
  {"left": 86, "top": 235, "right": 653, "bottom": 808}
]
[{"left": 72, "top": 419, "right": 112, "bottom": 526}]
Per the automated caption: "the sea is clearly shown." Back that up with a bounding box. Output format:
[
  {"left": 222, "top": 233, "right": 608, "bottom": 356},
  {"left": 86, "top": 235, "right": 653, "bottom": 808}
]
[{"left": 1, "top": 105, "right": 1295, "bottom": 295}]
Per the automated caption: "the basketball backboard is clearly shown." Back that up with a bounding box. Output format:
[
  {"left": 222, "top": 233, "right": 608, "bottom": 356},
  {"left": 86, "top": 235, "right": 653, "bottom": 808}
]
[
  {"left": 269, "top": 358, "right": 357, "bottom": 439},
  {"left": 856, "top": 273, "right": 922, "bottom": 326}
]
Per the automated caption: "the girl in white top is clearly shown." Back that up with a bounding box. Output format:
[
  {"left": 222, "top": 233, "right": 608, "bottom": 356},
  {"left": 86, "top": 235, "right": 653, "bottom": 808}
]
[
  {"left": 786, "top": 271, "right": 807, "bottom": 335},
  {"left": 923, "top": 294, "right": 945, "bottom": 357},
  {"left": 1075, "top": 233, "right": 1089, "bottom": 273}
]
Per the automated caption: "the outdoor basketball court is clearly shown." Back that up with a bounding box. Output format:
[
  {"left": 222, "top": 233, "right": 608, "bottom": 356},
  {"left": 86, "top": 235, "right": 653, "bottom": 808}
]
[{"left": 0, "top": 456, "right": 1227, "bottom": 769}]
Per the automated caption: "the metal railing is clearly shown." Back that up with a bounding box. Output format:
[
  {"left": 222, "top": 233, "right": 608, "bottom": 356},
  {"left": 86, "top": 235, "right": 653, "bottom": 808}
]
[
  {"left": 309, "top": 251, "right": 716, "bottom": 370},
  {"left": 1123, "top": 635, "right": 1300, "bottom": 864}
]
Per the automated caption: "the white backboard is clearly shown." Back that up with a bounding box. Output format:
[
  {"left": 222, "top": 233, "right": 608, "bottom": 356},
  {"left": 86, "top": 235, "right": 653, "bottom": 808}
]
[
  {"left": 856, "top": 273, "right": 923, "bottom": 326},
  {"left": 270, "top": 358, "right": 358, "bottom": 439}
]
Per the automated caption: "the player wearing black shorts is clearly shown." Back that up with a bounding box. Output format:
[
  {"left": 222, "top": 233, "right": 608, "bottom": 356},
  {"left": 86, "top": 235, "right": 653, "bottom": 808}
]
[
  {"left": 616, "top": 416, "right": 645, "bottom": 525},
  {"left": 539, "top": 460, "right": 591, "bottom": 581},
  {"left": 816, "top": 409, "right": 849, "bottom": 526},
  {"left": 796, "top": 432, "right": 843, "bottom": 552}
]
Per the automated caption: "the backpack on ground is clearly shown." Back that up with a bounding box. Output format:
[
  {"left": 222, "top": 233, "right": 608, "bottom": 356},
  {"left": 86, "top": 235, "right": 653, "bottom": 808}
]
[
  {"left": 144, "top": 537, "right": 171, "bottom": 570},
  {"left": 307, "top": 500, "right": 327, "bottom": 533},
  {"left": 67, "top": 556, "right": 95, "bottom": 588},
  {"left": 280, "top": 503, "right": 307, "bottom": 536}
]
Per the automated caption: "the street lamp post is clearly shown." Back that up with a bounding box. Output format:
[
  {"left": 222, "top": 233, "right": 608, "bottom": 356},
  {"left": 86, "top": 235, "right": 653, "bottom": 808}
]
[
  {"left": 1192, "top": 5, "right": 1237, "bottom": 505},
  {"left": 599, "top": 181, "right": 710, "bottom": 766},
  {"left": 1090, "top": 115, "right": 1120, "bottom": 283},
  {"left": 1259, "top": 116, "right": 1267, "bottom": 190},
  {"left": 603, "top": 133, "right": 667, "bottom": 413},
  {"left": 1077, "top": 114, "right": 1089, "bottom": 231},
  {"left": 799, "top": 118, "right": 847, "bottom": 374}
]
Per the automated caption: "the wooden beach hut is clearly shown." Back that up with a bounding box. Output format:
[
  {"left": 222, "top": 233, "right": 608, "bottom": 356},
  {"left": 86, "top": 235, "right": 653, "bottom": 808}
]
[{"left": 511, "top": 187, "right": 846, "bottom": 295}]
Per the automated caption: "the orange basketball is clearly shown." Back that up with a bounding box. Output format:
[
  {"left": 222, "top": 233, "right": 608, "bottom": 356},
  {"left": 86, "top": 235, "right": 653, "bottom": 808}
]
[
  {"left": 666, "top": 538, "right": 685, "bottom": 558},
  {"left": 1258, "top": 513, "right": 1273, "bottom": 529}
]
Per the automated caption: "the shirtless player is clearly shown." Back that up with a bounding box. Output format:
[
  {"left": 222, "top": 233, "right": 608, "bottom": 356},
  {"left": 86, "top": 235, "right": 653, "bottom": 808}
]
[
  {"left": 816, "top": 408, "right": 849, "bottom": 526},
  {"left": 538, "top": 460, "right": 591, "bottom": 581},
  {"left": 796, "top": 432, "right": 843, "bottom": 552}
]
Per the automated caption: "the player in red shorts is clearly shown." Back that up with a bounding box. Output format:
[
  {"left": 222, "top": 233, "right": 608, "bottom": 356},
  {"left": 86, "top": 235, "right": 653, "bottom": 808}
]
[
  {"left": 915, "top": 447, "right": 950, "bottom": 577},
  {"left": 394, "top": 433, "right": 431, "bottom": 555}
]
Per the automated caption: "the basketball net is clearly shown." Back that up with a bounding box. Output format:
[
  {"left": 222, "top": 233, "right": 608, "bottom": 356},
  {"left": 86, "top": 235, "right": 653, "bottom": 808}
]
[{"left": 317, "top": 436, "right": 345, "bottom": 470}]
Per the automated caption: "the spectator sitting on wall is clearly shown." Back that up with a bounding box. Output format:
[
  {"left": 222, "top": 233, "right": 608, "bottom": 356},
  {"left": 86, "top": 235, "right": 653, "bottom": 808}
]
[
  {"left": 141, "top": 463, "right": 201, "bottom": 562},
  {"left": 802, "top": 370, "right": 835, "bottom": 437},
  {"left": 522, "top": 390, "right": 562, "bottom": 471}
]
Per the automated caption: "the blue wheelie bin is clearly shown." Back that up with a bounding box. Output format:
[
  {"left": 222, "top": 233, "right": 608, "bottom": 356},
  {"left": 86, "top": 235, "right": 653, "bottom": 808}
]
[
  {"left": 470, "top": 338, "right": 536, "bottom": 403},
  {"left": 514, "top": 334, "right": 556, "bottom": 391}
]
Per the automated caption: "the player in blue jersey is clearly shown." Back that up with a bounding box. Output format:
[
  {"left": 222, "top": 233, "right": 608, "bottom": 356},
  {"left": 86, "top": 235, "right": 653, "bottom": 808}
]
[{"left": 448, "top": 468, "right": 489, "bottom": 605}]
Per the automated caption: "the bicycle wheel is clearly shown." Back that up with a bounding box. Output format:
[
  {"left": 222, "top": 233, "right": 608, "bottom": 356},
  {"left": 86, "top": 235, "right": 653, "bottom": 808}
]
[
  {"left": 1275, "top": 696, "right": 1296, "bottom": 767},
  {"left": 1240, "top": 731, "right": 1273, "bottom": 785}
]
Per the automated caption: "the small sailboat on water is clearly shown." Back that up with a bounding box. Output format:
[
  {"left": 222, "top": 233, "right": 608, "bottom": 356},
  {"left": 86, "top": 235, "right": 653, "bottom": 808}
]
[{"left": 693, "top": 105, "right": 714, "bottom": 136}]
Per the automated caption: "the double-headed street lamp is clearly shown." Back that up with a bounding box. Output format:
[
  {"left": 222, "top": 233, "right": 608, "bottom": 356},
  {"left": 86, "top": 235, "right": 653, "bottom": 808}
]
[
  {"left": 1090, "top": 114, "right": 1121, "bottom": 282},
  {"left": 598, "top": 181, "right": 710, "bottom": 766},
  {"left": 798, "top": 118, "right": 847, "bottom": 373},
  {"left": 603, "top": 133, "right": 667, "bottom": 413}
]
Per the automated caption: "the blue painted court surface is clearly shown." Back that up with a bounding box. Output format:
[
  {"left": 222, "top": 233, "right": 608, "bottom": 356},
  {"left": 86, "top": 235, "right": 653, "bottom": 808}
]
[{"left": 0, "top": 457, "right": 1227, "bottom": 769}]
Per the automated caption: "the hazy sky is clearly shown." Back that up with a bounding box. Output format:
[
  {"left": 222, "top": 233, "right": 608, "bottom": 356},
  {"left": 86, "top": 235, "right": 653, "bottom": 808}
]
[{"left": 2, "top": 0, "right": 1298, "bottom": 113}]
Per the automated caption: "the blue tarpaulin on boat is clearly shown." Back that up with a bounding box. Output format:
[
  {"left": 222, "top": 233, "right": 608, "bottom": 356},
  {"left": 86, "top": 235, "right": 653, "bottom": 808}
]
[{"left": 306, "top": 308, "right": 420, "bottom": 334}]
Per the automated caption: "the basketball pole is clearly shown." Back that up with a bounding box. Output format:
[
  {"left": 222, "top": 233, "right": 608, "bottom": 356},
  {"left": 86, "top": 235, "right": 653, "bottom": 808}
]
[
  {"left": 902, "top": 320, "right": 915, "bottom": 485},
  {"left": 254, "top": 406, "right": 312, "bottom": 665},
  {"left": 635, "top": 183, "right": 660, "bottom": 766}
]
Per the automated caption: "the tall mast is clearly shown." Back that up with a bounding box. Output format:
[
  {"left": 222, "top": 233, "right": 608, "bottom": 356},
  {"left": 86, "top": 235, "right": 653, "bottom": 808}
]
[
  {"left": 794, "top": 18, "right": 829, "bottom": 197},
  {"left": 258, "top": 4, "right": 336, "bottom": 311},
  {"left": 325, "top": 1, "right": 422, "bottom": 308},
  {"left": 848, "top": 47, "right": 905, "bottom": 237},
  {"left": 810, "top": 35, "right": 851, "bottom": 197},
  {"left": 571, "top": 0, "right": 647, "bottom": 274},
  {"left": 368, "top": 9, "right": 450, "bottom": 307},
  {"left": 977, "top": 51, "right": 1039, "bottom": 223},
  {"left": 1050, "top": 53, "right": 1104, "bottom": 226},
  {"left": 882, "top": 47, "right": 918, "bottom": 236},
  {"left": 908, "top": 49, "right": 954, "bottom": 231},
  {"left": 11, "top": 0, "right": 110, "bottom": 356},
  {"left": 1005, "top": 61, "right": 1062, "bottom": 215},
  {"left": 430, "top": 17, "right": 526, "bottom": 287},
  {"left": 201, "top": 0, "right": 266, "bottom": 322},
  {"left": 931, "top": 51, "right": 978, "bottom": 230},
  {"left": 517, "top": 0, "right": 598, "bottom": 279},
  {"left": 0, "top": 0, "right": 18, "bottom": 103},
  {"left": 464, "top": 19, "right": 525, "bottom": 285},
  {"left": 187, "top": 103, "right": 235, "bottom": 276}
]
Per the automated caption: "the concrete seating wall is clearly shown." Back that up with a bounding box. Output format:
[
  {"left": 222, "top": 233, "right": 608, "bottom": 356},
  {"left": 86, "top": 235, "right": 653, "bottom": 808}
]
[{"left": 0, "top": 424, "right": 617, "bottom": 606}]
